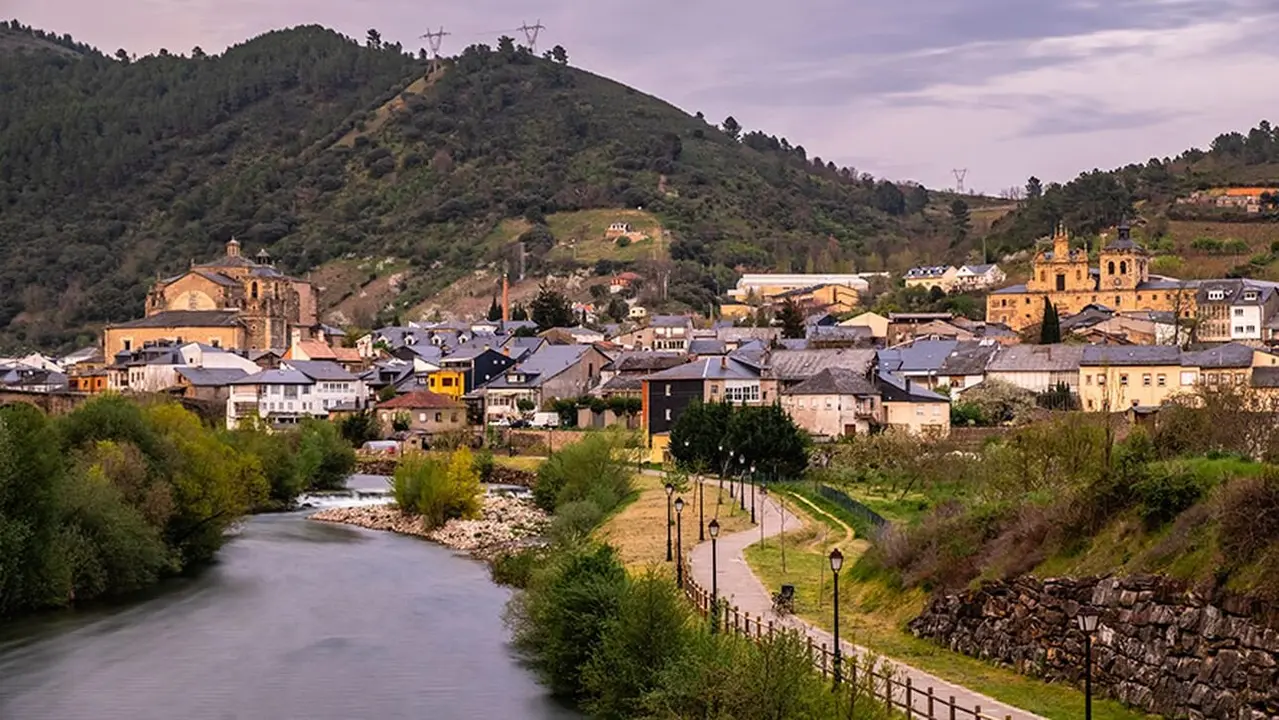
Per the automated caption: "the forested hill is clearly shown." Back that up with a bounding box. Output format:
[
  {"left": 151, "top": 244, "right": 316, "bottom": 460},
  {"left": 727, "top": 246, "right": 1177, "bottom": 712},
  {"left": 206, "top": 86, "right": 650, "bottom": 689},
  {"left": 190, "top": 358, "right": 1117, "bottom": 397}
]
[
  {"left": 0, "top": 22, "right": 956, "bottom": 351},
  {"left": 986, "top": 121, "right": 1279, "bottom": 259}
]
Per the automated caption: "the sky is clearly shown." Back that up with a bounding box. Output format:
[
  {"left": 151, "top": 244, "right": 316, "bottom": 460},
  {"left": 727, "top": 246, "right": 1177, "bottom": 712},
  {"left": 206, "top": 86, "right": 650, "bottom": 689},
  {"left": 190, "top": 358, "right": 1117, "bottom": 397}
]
[{"left": 13, "top": 0, "right": 1279, "bottom": 192}]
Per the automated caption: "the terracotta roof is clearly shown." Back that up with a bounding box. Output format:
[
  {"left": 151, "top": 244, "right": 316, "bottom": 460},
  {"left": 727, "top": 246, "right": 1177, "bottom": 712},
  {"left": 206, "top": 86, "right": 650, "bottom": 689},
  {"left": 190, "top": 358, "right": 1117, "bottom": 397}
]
[{"left": 377, "top": 390, "right": 462, "bottom": 409}]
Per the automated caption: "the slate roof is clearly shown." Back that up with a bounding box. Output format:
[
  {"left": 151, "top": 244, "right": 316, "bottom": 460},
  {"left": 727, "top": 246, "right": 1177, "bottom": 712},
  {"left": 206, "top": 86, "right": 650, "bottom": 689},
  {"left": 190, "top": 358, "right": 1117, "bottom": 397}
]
[
  {"left": 1251, "top": 367, "right": 1279, "bottom": 388},
  {"left": 174, "top": 367, "right": 250, "bottom": 386},
  {"left": 904, "top": 266, "right": 952, "bottom": 279},
  {"left": 1196, "top": 279, "right": 1279, "bottom": 306},
  {"left": 878, "top": 340, "right": 959, "bottom": 374},
  {"left": 283, "top": 360, "right": 359, "bottom": 381},
  {"left": 806, "top": 325, "right": 873, "bottom": 343},
  {"left": 1181, "top": 343, "right": 1255, "bottom": 369},
  {"left": 650, "top": 315, "right": 693, "bottom": 328},
  {"left": 485, "top": 345, "right": 594, "bottom": 389},
  {"left": 766, "top": 349, "right": 877, "bottom": 381},
  {"left": 644, "top": 357, "right": 759, "bottom": 381},
  {"left": 987, "top": 344, "right": 1085, "bottom": 373},
  {"left": 606, "top": 352, "right": 689, "bottom": 373},
  {"left": 689, "top": 339, "right": 728, "bottom": 355},
  {"left": 193, "top": 270, "right": 240, "bottom": 287},
  {"left": 1060, "top": 306, "right": 1115, "bottom": 332},
  {"left": 232, "top": 369, "right": 313, "bottom": 385},
  {"left": 600, "top": 375, "right": 645, "bottom": 392},
  {"left": 1080, "top": 345, "right": 1181, "bottom": 366},
  {"left": 784, "top": 367, "right": 878, "bottom": 396},
  {"left": 990, "top": 284, "right": 1030, "bottom": 295},
  {"left": 500, "top": 336, "right": 545, "bottom": 360},
  {"left": 937, "top": 341, "right": 1000, "bottom": 376},
  {"left": 877, "top": 371, "right": 949, "bottom": 402},
  {"left": 960, "top": 263, "right": 998, "bottom": 275},
  {"left": 377, "top": 390, "right": 462, "bottom": 409},
  {"left": 111, "top": 310, "right": 241, "bottom": 328}
]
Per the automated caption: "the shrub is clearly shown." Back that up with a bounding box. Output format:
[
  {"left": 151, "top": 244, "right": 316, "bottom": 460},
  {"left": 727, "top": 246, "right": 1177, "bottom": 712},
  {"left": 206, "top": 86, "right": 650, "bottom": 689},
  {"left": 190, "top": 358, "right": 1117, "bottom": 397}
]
[
  {"left": 1133, "top": 462, "right": 1205, "bottom": 526},
  {"left": 1217, "top": 472, "right": 1279, "bottom": 565},
  {"left": 490, "top": 547, "right": 544, "bottom": 588},
  {"left": 296, "top": 419, "right": 356, "bottom": 490},
  {"left": 509, "top": 543, "right": 628, "bottom": 700},
  {"left": 391, "top": 448, "right": 482, "bottom": 529},
  {"left": 472, "top": 448, "right": 495, "bottom": 483},
  {"left": 533, "top": 430, "right": 636, "bottom": 513},
  {"left": 548, "top": 500, "right": 605, "bottom": 543}
]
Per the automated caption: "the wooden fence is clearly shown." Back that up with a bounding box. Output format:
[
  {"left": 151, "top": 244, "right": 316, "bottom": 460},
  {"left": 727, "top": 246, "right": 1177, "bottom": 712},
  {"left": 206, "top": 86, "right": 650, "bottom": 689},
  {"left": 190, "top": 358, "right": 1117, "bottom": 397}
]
[{"left": 678, "top": 556, "right": 1014, "bottom": 720}]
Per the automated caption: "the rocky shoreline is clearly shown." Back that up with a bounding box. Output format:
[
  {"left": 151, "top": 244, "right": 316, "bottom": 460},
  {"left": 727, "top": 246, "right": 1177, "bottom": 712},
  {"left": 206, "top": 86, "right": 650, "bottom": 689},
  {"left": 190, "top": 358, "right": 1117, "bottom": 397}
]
[{"left": 309, "top": 495, "right": 550, "bottom": 560}]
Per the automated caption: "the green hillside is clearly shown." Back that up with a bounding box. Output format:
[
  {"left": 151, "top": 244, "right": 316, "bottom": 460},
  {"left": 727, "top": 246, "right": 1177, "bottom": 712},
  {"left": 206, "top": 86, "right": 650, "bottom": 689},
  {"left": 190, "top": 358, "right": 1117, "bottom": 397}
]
[
  {"left": 985, "top": 122, "right": 1279, "bottom": 260},
  {"left": 0, "top": 22, "right": 958, "bottom": 351}
]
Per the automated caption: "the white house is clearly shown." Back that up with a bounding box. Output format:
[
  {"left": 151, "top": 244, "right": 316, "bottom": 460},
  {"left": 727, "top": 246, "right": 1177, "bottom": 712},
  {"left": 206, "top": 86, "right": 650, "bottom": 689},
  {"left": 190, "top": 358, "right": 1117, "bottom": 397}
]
[
  {"left": 952, "top": 263, "right": 1007, "bottom": 291},
  {"left": 225, "top": 360, "right": 367, "bottom": 429}
]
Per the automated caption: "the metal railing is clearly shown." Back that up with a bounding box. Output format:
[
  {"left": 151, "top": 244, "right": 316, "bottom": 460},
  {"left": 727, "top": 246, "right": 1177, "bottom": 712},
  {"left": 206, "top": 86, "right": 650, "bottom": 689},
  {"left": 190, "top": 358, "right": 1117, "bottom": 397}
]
[
  {"left": 678, "top": 557, "right": 1013, "bottom": 720},
  {"left": 816, "top": 484, "right": 889, "bottom": 533}
]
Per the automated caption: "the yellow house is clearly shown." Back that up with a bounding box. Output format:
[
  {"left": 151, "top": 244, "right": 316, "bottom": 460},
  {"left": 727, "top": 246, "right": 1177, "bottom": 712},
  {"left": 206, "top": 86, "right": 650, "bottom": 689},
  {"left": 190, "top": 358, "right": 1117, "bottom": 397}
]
[
  {"left": 103, "top": 310, "right": 247, "bottom": 358},
  {"left": 987, "top": 224, "right": 1196, "bottom": 333},
  {"left": 903, "top": 266, "right": 959, "bottom": 292},
  {"left": 839, "top": 311, "right": 890, "bottom": 340},
  {"left": 1078, "top": 343, "right": 1270, "bottom": 411},
  {"left": 425, "top": 368, "right": 466, "bottom": 399},
  {"left": 878, "top": 373, "right": 950, "bottom": 436},
  {"left": 717, "top": 302, "right": 754, "bottom": 320}
]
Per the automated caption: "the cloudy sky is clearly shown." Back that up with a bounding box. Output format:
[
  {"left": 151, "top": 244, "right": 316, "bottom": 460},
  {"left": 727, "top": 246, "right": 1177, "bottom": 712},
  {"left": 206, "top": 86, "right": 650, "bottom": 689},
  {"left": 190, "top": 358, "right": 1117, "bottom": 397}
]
[{"left": 14, "top": 0, "right": 1279, "bottom": 191}]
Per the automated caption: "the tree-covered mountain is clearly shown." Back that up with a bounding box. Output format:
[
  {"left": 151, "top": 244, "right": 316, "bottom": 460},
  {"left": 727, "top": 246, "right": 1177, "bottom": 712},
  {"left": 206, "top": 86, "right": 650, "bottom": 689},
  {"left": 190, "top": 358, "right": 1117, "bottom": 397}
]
[
  {"left": 987, "top": 121, "right": 1279, "bottom": 258},
  {"left": 0, "top": 21, "right": 956, "bottom": 351}
]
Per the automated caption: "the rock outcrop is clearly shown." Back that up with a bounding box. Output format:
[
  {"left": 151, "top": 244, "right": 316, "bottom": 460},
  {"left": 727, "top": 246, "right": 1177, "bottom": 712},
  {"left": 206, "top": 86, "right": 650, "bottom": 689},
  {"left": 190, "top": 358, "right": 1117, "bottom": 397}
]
[
  {"left": 908, "top": 576, "right": 1279, "bottom": 718},
  {"left": 309, "top": 495, "right": 549, "bottom": 560}
]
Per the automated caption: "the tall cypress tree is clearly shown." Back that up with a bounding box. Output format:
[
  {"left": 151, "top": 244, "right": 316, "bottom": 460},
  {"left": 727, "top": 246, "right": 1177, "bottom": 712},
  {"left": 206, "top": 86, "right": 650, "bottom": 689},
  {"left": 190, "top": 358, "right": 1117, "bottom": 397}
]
[
  {"left": 1040, "top": 297, "right": 1061, "bottom": 344},
  {"left": 487, "top": 295, "right": 501, "bottom": 321}
]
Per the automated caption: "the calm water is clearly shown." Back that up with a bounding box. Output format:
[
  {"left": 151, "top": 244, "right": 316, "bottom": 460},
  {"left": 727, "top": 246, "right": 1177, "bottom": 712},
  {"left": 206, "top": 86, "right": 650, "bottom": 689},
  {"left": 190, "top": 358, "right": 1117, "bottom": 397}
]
[{"left": 0, "top": 482, "right": 576, "bottom": 720}]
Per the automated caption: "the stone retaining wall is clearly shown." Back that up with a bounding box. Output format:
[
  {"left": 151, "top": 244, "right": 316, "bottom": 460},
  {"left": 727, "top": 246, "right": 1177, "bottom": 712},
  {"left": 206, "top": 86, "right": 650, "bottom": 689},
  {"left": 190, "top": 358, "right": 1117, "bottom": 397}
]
[{"left": 908, "top": 575, "right": 1279, "bottom": 718}]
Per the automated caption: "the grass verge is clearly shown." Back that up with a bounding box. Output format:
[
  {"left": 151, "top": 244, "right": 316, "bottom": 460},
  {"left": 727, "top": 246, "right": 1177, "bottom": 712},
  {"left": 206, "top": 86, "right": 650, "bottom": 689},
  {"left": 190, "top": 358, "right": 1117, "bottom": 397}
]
[
  {"left": 596, "top": 474, "right": 753, "bottom": 570},
  {"left": 744, "top": 490, "right": 1153, "bottom": 720}
]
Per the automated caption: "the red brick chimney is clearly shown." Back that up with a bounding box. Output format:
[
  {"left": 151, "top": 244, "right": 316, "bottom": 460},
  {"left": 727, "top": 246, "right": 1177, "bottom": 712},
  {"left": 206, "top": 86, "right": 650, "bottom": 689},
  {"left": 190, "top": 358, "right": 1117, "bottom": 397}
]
[{"left": 502, "top": 274, "right": 510, "bottom": 323}]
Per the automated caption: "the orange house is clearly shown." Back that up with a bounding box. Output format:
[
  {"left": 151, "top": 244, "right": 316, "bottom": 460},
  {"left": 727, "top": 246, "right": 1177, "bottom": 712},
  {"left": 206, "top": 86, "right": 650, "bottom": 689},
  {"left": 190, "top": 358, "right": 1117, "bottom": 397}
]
[{"left": 69, "top": 370, "right": 109, "bottom": 393}]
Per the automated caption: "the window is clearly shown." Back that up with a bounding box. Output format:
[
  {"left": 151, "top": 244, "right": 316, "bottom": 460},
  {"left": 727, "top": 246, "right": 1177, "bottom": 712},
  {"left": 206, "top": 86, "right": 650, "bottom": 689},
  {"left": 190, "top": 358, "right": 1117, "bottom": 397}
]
[
  {"left": 302, "top": 386, "right": 310, "bottom": 395},
  {"left": 665, "top": 384, "right": 671, "bottom": 397},
  {"left": 1097, "top": 374, "right": 1106, "bottom": 385},
  {"left": 1085, "top": 375, "right": 1092, "bottom": 385},
  {"left": 1120, "top": 261, "right": 1128, "bottom": 275},
  {"left": 664, "top": 409, "right": 671, "bottom": 421},
  {"left": 418, "top": 412, "right": 427, "bottom": 422},
  {"left": 284, "top": 386, "right": 298, "bottom": 399},
  {"left": 442, "top": 377, "right": 454, "bottom": 387},
  {"left": 1115, "top": 296, "right": 1122, "bottom": 306},
  {"left": 1208, "top": 290, "right": 1225, "bottom": 301},
  {"left": 1142, "top": 374, "right": 1151, "bottom": 387},
  {"left": 251, "top": 282, "right": 258, "bottom": 299},
  {"left": 711, "top": 384, "right": 719, "bottom": 395},
  {"left": 1157, "top": 374, "right": 1166, "bottom": 387},
  {"left": 1235, "top": 372, "right": 1246, "bottom": 385},
  {"left": 210, "top": 338, "right": 220, "bottom": 348},
  {"left": 1235, "top": 326, "right": 1244, "bottom": 334},
  {"left": 1181, "top": 371, "right": 1197, "bottom": 386},
  {"left": 1234, "top": 308, "right": 1245, "bottom": 317},
  {"left": 451, "top": 412, "right": 458, "bottom": 422},
  {"left": 724, "top": 384, "right": 760, "bottom": 403},
  {"left": 916, "top": 408, "right": 924, "bottom": 417},
  {"left": 1039, "top": 271, "right": 1045, "bottom": 282},
  {"left": 1208, "top": 373, "right": 1218, "bottom": 384},
  {"left": 1120, "top": 374, "right": 1129, "bottom": 385},
  {"left": 1247, "top": 325, "right": 1257, "bottom": 333},
  {"left": 435, "top": 412, "right": 442, "bottom": 422},
  {"left": 123, "top": 339, "right": 132, "bottom": 351},
  {"left": 1087, "top": 399, "right": 1095, "bottom": 410},
  {"left": 1056, "top": 274, "right": 1066, "bottom": 291},
  {"left": 1108, "top": 261, "right": 1115, "bottom": 275}
]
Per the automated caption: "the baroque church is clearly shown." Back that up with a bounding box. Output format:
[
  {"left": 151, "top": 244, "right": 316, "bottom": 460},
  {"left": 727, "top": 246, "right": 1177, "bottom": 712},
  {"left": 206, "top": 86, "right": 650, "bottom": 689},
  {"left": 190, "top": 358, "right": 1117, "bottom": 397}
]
[
  {"left": 104, "top": 239, "right": 319, "bottom": 357},
  {"left": 986, "top": 223, "right": 1196, "bottom": 332}
]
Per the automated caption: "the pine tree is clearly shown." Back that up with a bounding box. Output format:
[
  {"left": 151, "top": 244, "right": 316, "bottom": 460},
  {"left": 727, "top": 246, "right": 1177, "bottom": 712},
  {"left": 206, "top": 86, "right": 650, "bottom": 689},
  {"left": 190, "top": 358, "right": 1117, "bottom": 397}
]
[
  {"left": 1039, "top": 298, "right": 1061, "bottom": 344},
  {"left": 511, "top": 304, "right": 529, "bottom": 322},
  {"left": 777, "top": 298, "right": 806, "bottom": 339},
  {"left": 487, "top": 295, "right": 501, "bottom": 321}
]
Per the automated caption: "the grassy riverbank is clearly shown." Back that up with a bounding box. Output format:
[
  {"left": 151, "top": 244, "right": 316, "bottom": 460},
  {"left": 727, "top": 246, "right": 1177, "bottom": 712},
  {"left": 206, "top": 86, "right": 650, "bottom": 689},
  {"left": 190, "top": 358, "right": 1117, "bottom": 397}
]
[
  {"left": 596, "top": 473, "right": 753, "bottom": 569},
  {"left": 744, "top": 489, "right": 1152, "bottom": 720}
]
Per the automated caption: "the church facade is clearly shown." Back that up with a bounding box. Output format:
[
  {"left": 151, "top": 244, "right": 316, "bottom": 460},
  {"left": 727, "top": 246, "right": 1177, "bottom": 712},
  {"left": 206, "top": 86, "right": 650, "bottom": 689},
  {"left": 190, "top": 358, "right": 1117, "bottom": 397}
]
[
  {"left": 986, "top": 225, "right": 1197, "bottom": 332},
  {"left": 104, "top": 239, "right": 319, "bottom": 357}
]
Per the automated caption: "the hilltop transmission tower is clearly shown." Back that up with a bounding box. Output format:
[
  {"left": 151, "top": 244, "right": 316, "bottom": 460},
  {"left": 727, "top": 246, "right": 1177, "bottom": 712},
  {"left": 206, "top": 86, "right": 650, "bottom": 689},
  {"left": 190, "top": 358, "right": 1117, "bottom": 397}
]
[
  {"left": 952, "top": 168, "right": 968, "bottom": 194},
  {"left": 518, "top": 19, "right": 545, "bottom": 53},
  {"left": 420, "top": 26, "right": 450, "bottom": 73}
]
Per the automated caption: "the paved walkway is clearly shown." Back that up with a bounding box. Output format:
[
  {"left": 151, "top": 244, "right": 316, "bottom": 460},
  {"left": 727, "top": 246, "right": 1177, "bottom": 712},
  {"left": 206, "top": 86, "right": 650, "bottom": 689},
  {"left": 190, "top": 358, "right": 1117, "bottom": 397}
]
[{"left": 685, "top": 481, "right": 1044, "bottom": 720}]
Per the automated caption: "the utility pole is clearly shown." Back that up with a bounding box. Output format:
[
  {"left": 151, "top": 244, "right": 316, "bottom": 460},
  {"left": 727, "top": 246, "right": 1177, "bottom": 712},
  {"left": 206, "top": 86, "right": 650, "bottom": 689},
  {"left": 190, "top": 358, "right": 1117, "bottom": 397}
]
[
  {"left": 518, "top": 19, "right": 545, "bottom": 54},
  {"left": 952, "top": 168, "right": 968, "bottom": 194},
  {"left": 420, "top": 26, "right": 450, "bottom": 74}
]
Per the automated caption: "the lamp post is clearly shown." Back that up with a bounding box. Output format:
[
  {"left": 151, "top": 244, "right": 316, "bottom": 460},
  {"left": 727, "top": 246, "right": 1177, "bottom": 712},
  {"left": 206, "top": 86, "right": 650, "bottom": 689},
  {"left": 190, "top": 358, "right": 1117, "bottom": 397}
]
[
  {"left": 674, "top": 496, "right": 685, "bottom": 589},
  {"left": 664, "top": 482, "right": 674, "bottom": 562},
  {"left": 738, "top": 455, "right": 747, "bottom": 511},
  {"left": 720, "top": 446, "right": 731, "bottom": 501},
  {"left": 684, "top": 440, "right": 706, "bottom": 541},
  {"left": 708, "top": 519, "right": 720, "bottom": 633},
  {"left": 758, "top": 481, "right": 767, "bottom": 548},
  {"left": 1078, "top": 612, "right": 1099, "bottom": 720},
  {"left": 749, "top": 464, "right": 757, "bottom": 524},
  {"left": 830, "top": 548, "right": 844, "bottom": 687}
]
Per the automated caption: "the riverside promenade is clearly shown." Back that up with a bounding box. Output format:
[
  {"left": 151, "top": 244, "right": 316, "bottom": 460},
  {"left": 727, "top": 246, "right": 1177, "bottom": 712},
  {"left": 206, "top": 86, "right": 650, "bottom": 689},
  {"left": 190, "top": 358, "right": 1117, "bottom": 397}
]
[{"left": 685, "top": 484, "right": 1045, "bottom": 720}]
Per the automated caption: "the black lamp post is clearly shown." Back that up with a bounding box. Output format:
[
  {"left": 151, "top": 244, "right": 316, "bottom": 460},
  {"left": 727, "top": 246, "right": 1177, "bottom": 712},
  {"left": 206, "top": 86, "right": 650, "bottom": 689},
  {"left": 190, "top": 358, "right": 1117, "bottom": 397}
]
[
  {"left": 708, "top": 519, "right": 720, "bottom": 633},
  {"left": 664, "top": 482, "right": 674, "bottom": 562},
  {"left": 738, "top": 455, "right": 747, "bottom": 511},
  {"left": 830, "top": 548, "right": 844, "bottom": 687},
  {"left": 1078, "top": 612, "right": 1099, "bottom": 720},
  {"left": 684, "top": 440, "right": 706, "bottom": 541},
  {"left": 720, "top": 446, "right": 732, "bottom": 500},
  {"left": 674, "top": 496, "right": 684, "bottom": 588},
  {"left": 749, "top": 464, "right": 757, "bottom": 524}
]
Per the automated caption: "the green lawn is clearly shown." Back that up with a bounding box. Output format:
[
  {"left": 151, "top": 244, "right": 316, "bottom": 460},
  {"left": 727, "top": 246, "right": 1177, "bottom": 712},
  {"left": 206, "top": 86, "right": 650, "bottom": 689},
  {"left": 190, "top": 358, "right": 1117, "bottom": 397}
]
[{"left": 744, "top": 491, "right": 1153, "bottom": 720}]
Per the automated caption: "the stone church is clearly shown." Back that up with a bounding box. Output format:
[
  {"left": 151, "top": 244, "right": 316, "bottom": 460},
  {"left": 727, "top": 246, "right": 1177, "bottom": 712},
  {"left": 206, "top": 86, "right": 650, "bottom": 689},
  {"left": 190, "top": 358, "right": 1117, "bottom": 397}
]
[
  {"left": 104, "top": 239, "right": 319, "bottom": 357},
  {"left": 986, "top": 224, "right": 1196, "bottom": 332}
]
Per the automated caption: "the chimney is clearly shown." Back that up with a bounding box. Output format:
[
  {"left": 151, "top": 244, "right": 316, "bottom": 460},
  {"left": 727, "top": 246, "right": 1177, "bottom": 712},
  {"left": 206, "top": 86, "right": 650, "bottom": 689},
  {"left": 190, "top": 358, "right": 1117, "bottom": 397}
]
[
  {"left": 720, "top": 356, "right": 727, "bottom": 369},
  {"left": 502, "top": 274, "right": 510, "bottom": 323},
  {"left": 904, "top": 377, "right": 911, "bottom": 393}
]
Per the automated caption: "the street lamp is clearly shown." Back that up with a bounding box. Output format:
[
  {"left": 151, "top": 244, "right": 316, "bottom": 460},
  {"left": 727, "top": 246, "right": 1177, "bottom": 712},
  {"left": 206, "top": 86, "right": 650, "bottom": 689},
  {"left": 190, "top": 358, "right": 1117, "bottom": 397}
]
[
  {"left": 738, "top": 455, "right": 747, "bottom": 511},
  {"left": 830, "top": 548, "right": 844, "bottom": 687},
  {"left": 749, "top": 464, "right": 757, "bottom": 524},
  {"left": 1078, "top": 612, "right": 1099, "bottom": 720},
  {"left": 674, "top": 496, "right": 685, "bottom": 589},
  {"left": 759, "top": 481, "right": 767, "bottom": 548},
  {"left": 664, "top": 482, "right": 675, "bottom": 562},
  {"left": 682, "top": 439, "right": 705, "bottom": 541},
  {"left": 708, "top": 519, "right": 721, "bottom": 633}
]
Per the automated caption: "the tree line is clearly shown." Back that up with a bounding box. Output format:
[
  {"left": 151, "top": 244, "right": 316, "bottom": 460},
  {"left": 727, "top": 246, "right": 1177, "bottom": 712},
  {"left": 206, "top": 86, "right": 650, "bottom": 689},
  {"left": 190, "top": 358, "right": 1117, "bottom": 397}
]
[{"left": 0, "top": 396, "right": 353, "bottom": 619}]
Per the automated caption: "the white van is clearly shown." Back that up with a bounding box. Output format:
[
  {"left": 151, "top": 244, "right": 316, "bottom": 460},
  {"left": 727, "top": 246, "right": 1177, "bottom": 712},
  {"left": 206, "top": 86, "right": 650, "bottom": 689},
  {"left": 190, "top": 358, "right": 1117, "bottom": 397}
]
[{"left": 530, "top": 412, "right": 561, "bottom": 428}]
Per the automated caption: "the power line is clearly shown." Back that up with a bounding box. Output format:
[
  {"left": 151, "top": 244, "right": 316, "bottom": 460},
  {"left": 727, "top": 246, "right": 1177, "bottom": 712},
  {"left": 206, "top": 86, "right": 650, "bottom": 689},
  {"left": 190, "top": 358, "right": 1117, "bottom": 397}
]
[
  {"left": 518, "top": 19, "right": 545, "bottom": 54},
  {"left": 952, "top": 168, "right": 968, "bottom": 194},
  {"left": 420, "top": 26, "right": 450, "bottom": 73}
]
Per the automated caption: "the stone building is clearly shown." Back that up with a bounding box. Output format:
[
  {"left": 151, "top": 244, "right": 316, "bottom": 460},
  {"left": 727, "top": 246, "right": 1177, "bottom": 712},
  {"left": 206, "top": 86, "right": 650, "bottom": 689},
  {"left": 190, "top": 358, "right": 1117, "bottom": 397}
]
[
  {"left": 986, "top": 224, "right": 1195, "bottom": 332},
  {"left": 105, "top": 239, "right": 318, "bottom": 357}
]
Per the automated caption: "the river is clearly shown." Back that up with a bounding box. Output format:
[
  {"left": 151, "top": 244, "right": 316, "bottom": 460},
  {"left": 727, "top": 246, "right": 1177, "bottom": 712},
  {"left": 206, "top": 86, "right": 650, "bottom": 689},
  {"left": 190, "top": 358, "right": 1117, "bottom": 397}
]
[{"left": 0, "top": 476, "right": 577, "bottom": 720}]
